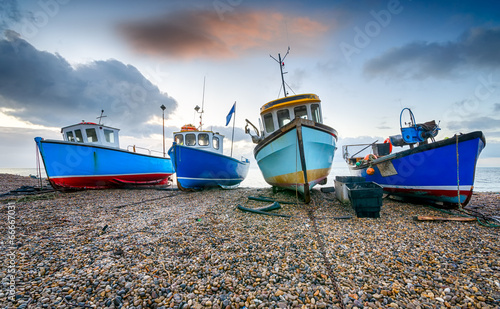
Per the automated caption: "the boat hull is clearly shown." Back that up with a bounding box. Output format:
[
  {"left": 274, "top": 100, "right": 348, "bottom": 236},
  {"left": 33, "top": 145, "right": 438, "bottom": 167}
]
[
  {"left": 348, "top": 131, "right": 485, "bottom": 206},
  {"left": 35, "top": 137, "right": 173, "bottom": 190},
  {"left": 168, "top": 144, "right": 250, "bottom": 189},
  {"left": 254, "top": 118, "right": 337, "bottom": 203}
]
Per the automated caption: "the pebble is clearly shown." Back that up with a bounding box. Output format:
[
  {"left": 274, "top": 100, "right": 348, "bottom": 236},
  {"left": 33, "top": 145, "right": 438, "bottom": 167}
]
[{"left": 1, "top": 174, "right": 499, "bottom": 308}]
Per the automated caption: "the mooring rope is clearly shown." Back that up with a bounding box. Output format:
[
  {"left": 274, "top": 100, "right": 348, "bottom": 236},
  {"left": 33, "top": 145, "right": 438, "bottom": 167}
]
[
  {"left": 456, "top": 135, "right": 462, "bottom": 210},
  {"left": 307, "top": 198, "right": 347, "bottom": 309}
]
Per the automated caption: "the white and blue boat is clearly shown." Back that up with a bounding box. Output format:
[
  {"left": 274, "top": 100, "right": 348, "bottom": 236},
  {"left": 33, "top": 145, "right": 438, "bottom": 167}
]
[
  {"left": 35, "top": 116, "right": 173, "bottom": 190},
  {"left": 168, "top": 124, "right": 250, "bottom": 190},
  {"left": 342, "top": 108, "right": 486, "bottom": 206},
  {"left": 245, "top": 50, "right": 338, "bottom": 203}
]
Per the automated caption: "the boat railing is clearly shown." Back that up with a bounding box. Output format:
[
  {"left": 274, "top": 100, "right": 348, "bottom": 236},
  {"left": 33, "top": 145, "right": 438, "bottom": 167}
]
[
  {"left": 127, "top": 145, "right": 164, "bottom": 157},
  {"left": 343, "top": 140, "right": 395, "bottom": 165}
]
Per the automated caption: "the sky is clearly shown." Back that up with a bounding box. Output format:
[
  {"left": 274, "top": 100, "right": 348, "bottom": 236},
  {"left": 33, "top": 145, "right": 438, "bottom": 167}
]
[{"left": 1, "top": 0, "right": 500, "bottom": 169}]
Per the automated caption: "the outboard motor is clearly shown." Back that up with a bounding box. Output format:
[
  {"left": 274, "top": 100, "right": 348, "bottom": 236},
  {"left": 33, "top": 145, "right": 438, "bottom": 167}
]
[{"left": 389, "top": 108, "right": 440, "bottom": 147}]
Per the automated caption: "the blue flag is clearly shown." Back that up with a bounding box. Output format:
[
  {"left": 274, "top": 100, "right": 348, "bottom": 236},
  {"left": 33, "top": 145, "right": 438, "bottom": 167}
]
[{"left": 225, "top": 102, "right": 236, "bottom": 126}]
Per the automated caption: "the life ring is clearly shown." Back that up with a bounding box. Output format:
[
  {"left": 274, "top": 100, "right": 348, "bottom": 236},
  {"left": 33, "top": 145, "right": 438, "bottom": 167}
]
[
  {"left": 181, "top": 124, "right": 197, "bottom": 132},
  {"left": 384, "top": 138, "right": 393, "bottom": 153}
]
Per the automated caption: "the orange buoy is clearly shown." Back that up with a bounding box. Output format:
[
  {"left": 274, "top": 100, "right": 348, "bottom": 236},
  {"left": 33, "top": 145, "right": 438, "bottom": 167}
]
[
  {"left": 364, "top": 154, "right": 377, "bottom": 161},
  {"left": 366, "top": 167, "right": 375, "bottom": 175},
  {"left": 384, "top": 137, "right": 393, "bottom": 153}
]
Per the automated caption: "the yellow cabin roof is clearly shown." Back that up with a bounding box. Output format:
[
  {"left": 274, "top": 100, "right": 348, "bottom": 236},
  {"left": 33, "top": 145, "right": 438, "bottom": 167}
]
[{"left": 260, "top": 93, "right": 320, "bottom": 114}]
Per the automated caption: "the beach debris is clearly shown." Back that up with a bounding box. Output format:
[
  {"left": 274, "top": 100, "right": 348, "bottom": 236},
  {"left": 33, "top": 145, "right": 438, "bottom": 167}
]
[
  {"left": 320, "top": 186, "right": 335, "bottom": 193},
  {"left": 236, "top": 203, "right": 292, "bottom": 218},
  {"left": 414, "top": 216, "right": 477, "bottom": 222},
  {"left": 0, "top": 185, "right": 54, "bottom": 197},
  {"left": 248, "top": 195, "right": 297, "bottom": 204}
]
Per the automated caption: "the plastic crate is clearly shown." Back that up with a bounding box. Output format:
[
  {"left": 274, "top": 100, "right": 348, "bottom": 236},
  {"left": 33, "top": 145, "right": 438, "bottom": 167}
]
[
  {"left": 346, "top": 182, "right": 383, "bottom": 218},
  {"left": 334, "top": 176, "right": 365, "bottom": 203}
]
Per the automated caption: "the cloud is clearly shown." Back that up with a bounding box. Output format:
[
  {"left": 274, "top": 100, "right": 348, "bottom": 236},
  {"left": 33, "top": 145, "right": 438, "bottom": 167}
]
[
  {"left": 118, "top": 9, "right": 330, "bottom": 59},
  {"left": 0, "top": 35, "right": 177, "bottom": 136},
  {"left": 364, "top": 27, "right": 500, "bottom": 79},
  {"left": 494, "top": 103, "right": 500, "bottom": 112},
  {"left": 446, "top": 116, "right": 500, "bottom": 132},
  {"left": 0, "top": 0, "right": 22, "bottom": 33},
  {"left": 0, "top": 127, "right": 60, "bottom": 167}
]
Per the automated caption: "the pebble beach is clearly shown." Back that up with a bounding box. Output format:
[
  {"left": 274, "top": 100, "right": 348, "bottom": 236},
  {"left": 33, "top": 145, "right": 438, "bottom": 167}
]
[{"left": 1, "top": 174, "right": 499, "bottom": 309}]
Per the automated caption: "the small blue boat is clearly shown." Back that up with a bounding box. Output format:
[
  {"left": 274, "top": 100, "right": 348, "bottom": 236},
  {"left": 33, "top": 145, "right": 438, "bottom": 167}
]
[
  {"left": 343, "top": 108, "right": 486, "bottom": 206},
  {"left": 245, "top": 50, "right": 338, "bottom": 203},
  {"left": 168, "top": 124, "right": 250, "bottom": 190},
  {"left": 35, "top": 117, "right": 173, "bottom": 190}
]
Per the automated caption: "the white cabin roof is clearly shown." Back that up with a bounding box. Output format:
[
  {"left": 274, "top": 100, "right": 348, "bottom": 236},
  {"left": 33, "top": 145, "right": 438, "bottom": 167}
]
[
  {"left": 173, "top": 127, "right": 224, "bottom": 155},
  {"left": 61, "top": 122, "right": 120, "bottom": 148}
]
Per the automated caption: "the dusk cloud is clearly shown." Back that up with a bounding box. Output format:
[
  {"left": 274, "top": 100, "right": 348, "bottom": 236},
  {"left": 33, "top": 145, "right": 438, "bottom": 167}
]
[
  {"left": 118, "top": 9, "right": 330, "bottom": 59},
  {"left": 364, "top": 27, "right": 500, "bottom": 79},
  {"left": 0, "top": 35, "right": 177, "bottom": 136},
  {"left": 447, "top": 116, "right": 500, "bottom": 132}
]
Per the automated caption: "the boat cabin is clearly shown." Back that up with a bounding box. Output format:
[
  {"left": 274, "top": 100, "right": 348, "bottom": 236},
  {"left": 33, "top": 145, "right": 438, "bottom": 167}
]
[
  {"left": 61, "top": 122, "right": 120, "bottom": 148},
  {"left": 259, "top": 94, "right": 323, "bottom": 137},
  {"left": 173, "top": 124, "right": 224, "bottom": 155}
]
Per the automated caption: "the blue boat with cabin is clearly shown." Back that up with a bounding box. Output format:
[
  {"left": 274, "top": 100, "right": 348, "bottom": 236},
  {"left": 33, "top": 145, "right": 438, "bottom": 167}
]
[
  {"left": 168, "top": 124, "right": 250, "bottom": 190},
  {"left": 342, "top": 108, "right": 486, "bottom": 206},
  {"left": 34, "top": 112, "right": 173, "bottom": 190}
]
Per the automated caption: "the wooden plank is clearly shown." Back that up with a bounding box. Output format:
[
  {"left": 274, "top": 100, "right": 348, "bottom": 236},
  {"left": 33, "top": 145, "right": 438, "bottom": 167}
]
[{"left": 414, "top": 216, "right": 476, "bottom": 222}]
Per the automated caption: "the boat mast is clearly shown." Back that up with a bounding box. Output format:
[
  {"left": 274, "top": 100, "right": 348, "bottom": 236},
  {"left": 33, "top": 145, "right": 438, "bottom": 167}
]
[
  {"left": 200, "top": 77, "right": 206, "bottom": 130},
  {"left": 270, "top": 47, "right": 290, "bottom": 97}
]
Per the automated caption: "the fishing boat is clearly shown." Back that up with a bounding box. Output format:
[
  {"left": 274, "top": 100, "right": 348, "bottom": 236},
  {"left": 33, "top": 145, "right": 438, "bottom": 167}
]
[
  {"left": 34, "top": 111, "right": 173, "bottom": 190},
  {"left": 168, "top": 124, "right": 250, "bottom": 190},
  {"left": 342, "top": 108, "right": 486, "bottom": 206},
  {"left": 245, "top": 49, "right": 338, "bottom": 203},
  {"left": 167, "top": 83, "right": 250, "bottom": 190}
]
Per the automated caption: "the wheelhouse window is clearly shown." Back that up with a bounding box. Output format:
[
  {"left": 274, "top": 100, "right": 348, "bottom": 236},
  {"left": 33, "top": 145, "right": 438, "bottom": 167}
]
[
  {"left": 86, "top": 128, "right": 98, "bottom": 142},
  {"left": 104, "top": 129, "right": 115, "bottom": 143},
  {"left": 66, "top": 131, "right": 75, "bottom": 142},
  {"left": 213, "top": 136, "right": 219, "bottom": 150},
  {"left": 311, "top": 104, "right": 322, "bottom": 123},
  {"left": 185, "top": 134, "right": 196, "bottom": 146},
  {"left": 75, "top": 129, "right": 83, "bottom": 142},
  {"left": 263, "top": 113, "right": 275, "bottom": 133},
  {"left": 174, "top": 134, "right": 184, "bottom": 145},
  {"left": 277, "top": 109, "right": 291, "bottom": 128},
  {"left": 198, "top": 133, "right": 209, "bottom": 146},
  {"left": 294, "top": 105, "right": 308, "bottom": 119}
]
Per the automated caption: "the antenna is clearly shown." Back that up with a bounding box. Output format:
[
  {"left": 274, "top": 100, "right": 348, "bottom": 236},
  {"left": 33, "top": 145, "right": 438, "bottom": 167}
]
[
  {"left": 97, "top": 110, "right": 107, "bottom": 125},
  {"left": 196, "top": 77, "right": 206, "bottom": 130},
  {"left": 270, "top": 47, "right": 290, "bottom": 97}
]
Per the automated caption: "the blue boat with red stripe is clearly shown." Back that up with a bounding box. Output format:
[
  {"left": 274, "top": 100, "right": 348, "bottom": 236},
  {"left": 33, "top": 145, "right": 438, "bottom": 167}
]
[
  {"left": 34, "top": 115, "right": 173, "bottom": 190},
  {"left": 343, "top": 108, "right": 486, "bottom": 206}
]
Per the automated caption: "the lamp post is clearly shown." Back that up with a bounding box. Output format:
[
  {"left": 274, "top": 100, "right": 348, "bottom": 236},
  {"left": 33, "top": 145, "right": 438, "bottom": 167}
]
[{"left": 161, "top": 104, "right": 166, "bottom": 157}]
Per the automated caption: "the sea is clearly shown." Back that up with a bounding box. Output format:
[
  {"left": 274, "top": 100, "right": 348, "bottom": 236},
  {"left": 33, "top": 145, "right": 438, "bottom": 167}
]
[{"left": 1, "top": 164, "right": 499, "bottom": 192}]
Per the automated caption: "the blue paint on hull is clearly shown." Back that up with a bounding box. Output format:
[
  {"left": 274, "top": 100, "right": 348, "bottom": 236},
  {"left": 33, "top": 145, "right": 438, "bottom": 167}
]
[
  {"left": 349, "top": 132, "right": 485, "bottom": 205},
  {"left": 255, "top": 123, "right": 336, "bottom": 193},
  {"left": 168, "top": 144, "right": 250, "bottom": 189},
  {"left": 35, "top": 137, "right": 174, "bottom": 189}
]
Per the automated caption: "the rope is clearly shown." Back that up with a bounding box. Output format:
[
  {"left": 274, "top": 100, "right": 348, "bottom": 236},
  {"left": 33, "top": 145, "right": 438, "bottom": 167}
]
[
  {"left": 456, "top": 135, "right": 462, "bottom": 210},
  {"left": 35, "top": 143, "right": 43, "bottom": 188},
  {"left": 307, "top": 199, "right": 347, "bottom": 309}
]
